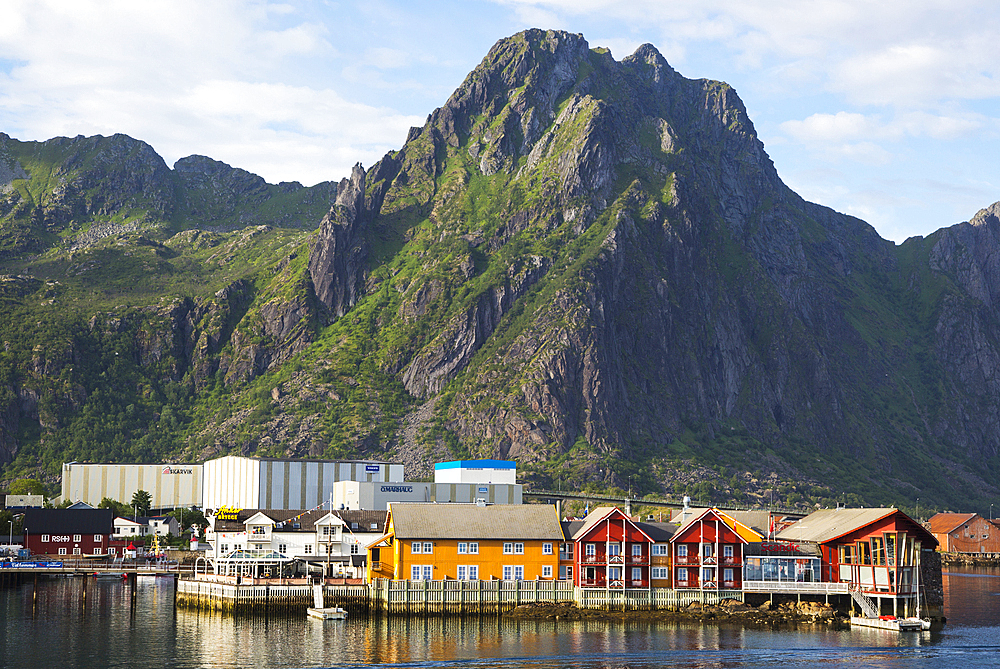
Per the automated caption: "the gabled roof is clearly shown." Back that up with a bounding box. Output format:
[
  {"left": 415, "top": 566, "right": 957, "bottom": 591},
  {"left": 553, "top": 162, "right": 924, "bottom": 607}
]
[
  {"left": 775, "top": 508, "right": 920, "bottom": 544},
  {"left": 570, "top": 507, "right": 656, "bottom": 543},
  {"left": 213, "top": 508, "right": 388, "bottom": 533},
  {"left": 388, "top": 503, "right": 563, "bottom": 540},
  {"left": 671, "top": 508, "right": 775, "bottom": 536},
  {"left": 635, "top": 522, "right": 676, "bottom": 542},
  {"left": 927, "top": 512, "right": 977, "bottom": 535},
  {"left": 672, "top": 508, "right": 761, "bottom": 543},
  {"left": 23, "top": 509, "right": 114, "bottom": 534}
]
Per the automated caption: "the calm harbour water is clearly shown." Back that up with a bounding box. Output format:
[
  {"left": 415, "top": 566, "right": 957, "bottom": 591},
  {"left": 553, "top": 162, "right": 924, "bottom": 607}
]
[{"left": 1, "top": 568, "right": 998, "bottom": 669}]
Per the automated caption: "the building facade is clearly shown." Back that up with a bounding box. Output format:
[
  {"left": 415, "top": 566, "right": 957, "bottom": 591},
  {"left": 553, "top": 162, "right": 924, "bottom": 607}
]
[
  {"left": 367, "top": 503, "right": 563, "bottom": 582},
  {"left": 22, "top": 508, "right": 125, "bottom": 557},
  {"left": 927, "top": 513, "right": 1000, "bottom": 554},
  {"left": 61, "top": 462, "right": 203, "bottom": 510},
  {"left": 671, "top": 508, "right": 761, "bottom": 590},
  {"left": 202, "top": 456, "right": 404, "bottom": 511}
]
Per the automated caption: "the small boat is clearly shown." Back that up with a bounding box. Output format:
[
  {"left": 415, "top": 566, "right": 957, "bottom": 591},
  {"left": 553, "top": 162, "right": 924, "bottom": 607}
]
[
  {"left": 93, "top": 572, "right": 127, "bottom": 581},
  {"left": 306, "top": 606, "right": 348, "bottom": 620}
]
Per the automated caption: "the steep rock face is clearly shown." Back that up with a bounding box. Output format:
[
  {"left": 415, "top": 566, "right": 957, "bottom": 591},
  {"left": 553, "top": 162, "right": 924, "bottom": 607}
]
[{"left": 308, "top": 164, "right": 368, "bottom": 318}]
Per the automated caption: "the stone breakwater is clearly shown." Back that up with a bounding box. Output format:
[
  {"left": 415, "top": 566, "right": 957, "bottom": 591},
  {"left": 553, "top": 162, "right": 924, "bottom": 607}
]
[{"left": 504, "top": 599, "right": 849, "bottom": 627}]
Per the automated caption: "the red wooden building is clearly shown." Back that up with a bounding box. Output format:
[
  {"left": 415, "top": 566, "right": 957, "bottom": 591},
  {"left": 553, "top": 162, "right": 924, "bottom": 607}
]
[
  {"left": 569, "top": 507, "right": 674, "bottom": 589},
  {"left": 927, "top": 513, "right": 1000, "bottom": 554},
  {"left": 774, "top": 507, "right": 937, "bottom": 616},
  {"left": 22, "top": 508, "right": 125, "bottom": 557},
  {"left": 670, "top": 507, "right": 761, "bottom": 590}
]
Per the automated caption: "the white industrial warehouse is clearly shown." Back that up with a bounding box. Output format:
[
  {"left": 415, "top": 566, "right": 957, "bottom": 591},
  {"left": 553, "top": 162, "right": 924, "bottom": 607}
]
[{"left": 60, "top": 456, "right": 520, "bottom": 512}]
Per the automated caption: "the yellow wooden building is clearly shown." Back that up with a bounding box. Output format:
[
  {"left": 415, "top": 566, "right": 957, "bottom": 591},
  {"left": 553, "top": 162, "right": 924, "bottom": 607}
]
[{"left": 367, "top": 503, "right": 565, "bottom": 582}]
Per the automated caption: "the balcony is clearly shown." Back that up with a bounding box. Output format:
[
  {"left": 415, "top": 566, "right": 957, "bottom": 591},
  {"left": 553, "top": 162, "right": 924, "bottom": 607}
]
[
  {"left": 721, "top": 557, "right": 740, "bottom": 566},
  {"left": 608, "top": 555, "right": 625, "bottom": 565},
  {"left": 626, "top": 556, "right": 648, "bottom": 565},
  {"left": 674, "top": 555, "right": 697, "bottom": 565},
  {"left": 582, "top": 555, "right": 605, "bottom": 564}
]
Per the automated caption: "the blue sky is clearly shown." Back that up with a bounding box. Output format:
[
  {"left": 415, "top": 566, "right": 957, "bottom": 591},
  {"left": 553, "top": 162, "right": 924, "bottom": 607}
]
[{"left": 1, "top": 0, "right": 997, "bottom": 242}]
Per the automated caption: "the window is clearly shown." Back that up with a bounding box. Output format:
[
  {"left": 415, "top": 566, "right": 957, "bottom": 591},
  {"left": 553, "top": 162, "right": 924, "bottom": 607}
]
[
  {"left": 723, "top": 545, "right": 734, "bottom": 558},
  {"left": 73, "top": 534, "right": 81, "bottom": 542},
  {"left": 457, "top": 565, "right": 467, "bottom": 580},
  {"left": 560, "top": 565, "right": 573, "bottom": 580},
  {"left": 608, "top": 567, "right": 621, "bottom": 581},
  {"left": 839, "top": 544, "right": 855, "bottom": 564},
  {"left": 677, "top": 567, "right": 688, "bottom": 582},
  {"left": 542, "top": 542, "right": 553, "bottom": 555},
  {"left": 221, "top": 544, "right": 228, "bottom": 553},
  {"left": 514, "top": 543, "right": 524, "bottom": 555},
  {"left": 542, "top": 565, "right": 553, "bottom": 578},
  {"left": 411, "top": 565, "right": 422, "bottom": 580},
  {"left": 514, "top": 566, "right": 524, "bottom": 580},
  {"left": 631, "top": 567, "right": 643, "bottom": 582},
  {"left": 254, "top": 544, "right": 263, "bottom": 550},
  {"left": 723, "top": 568, "right": 734, "bottom": 582},
  {"left": 411, "top": 542, "right": 422, "bottom": 554},
  {"left": 469, "top": 565, "right": 478, "bottom": 580},
  {"left": 652, "top": 544, "right": 668, "bottom": 556},
  {"left": 423, "top": 542, "right": 433, "bottom": 554},
  {"left": 73, "top": 548, "right": 81, "bottom": 555},
  {"left": 677, "top": 545, "right": 687, "bottom": 557},
  {"left": 351, "top": 543, "right": 359, "bottom": 554},
  {"left": 504, "top": 542, "right": 514, "bottom": 554},
  {"left": 304, "top": 544, "right": 313, "bottom": 554},
  {"left": 58, "top": 548, "right": 67, "bottom": 555},
  {"left": 632, "top": 544, "right": 642, "bottom": 556},
  {"left": 109, "top": 547, "right": 116, "bottom": 555},
  {"left": 702, "top": 567, "right": 714, "bottom": 581},
  {"left": 278, "top": 544, "right": 287, "bottom": 554},
  {"left": 468, "top": 542, "right": 478, "bottom": 554},
  {"left": 503, "top": 565, "right": 513, "bottom": 580},
  {"left": 458, "top": 542, "right": 468, "bottom": 554},
  {"left": 703, "top": 544, "right": 714, "bottom": 557},
  {"left": 94, "top": 548, "right": 102, "bottom": 555},
  {"left": 585, "top": 543, "right": 596, "bottom": 556},
  {"left": 651, "top": 567, "right": 668, "bottom": 579},
  {"left": 422, "top": 565, "right": 432, "bottom": 580},
  {"left": 251, "top": 526, "right": 267, "bottom": 536},
  {"left": 94, "top": 535, "right": 102, "bottom": 542},
  {"left": 41, "top": 535, "right": 49, "bottom": 543},
  {"left": 607, "top": 543, "right": 620, "bottom": 556}
]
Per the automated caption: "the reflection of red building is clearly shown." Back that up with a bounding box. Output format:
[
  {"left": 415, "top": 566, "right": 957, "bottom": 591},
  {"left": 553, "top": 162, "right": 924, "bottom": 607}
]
[
  {"left": 569, "top": 507, "right": 674, "bottom": 589},
  {"left": 670, "top": 508, "right": 761, "bottom": 590},
  {"left": 22, "top": 509, "right": 125, "bottom": 557}
]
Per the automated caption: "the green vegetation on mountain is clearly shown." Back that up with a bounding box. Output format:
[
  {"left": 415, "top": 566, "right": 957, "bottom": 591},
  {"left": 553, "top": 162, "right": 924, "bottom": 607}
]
[{"left": 1, "top": 30, "right": 998, "bottom": 516}]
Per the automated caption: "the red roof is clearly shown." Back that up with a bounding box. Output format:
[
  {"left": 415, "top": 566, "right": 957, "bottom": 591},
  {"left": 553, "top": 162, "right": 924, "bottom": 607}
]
[{"left": 926, "top": 512, "right": 977, "bottom": 536}]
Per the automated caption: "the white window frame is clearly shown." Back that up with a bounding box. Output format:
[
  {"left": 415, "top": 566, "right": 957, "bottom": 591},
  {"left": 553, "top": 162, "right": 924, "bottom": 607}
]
[
  {"left": 542, "top": 542, "right": 553, "bottom": 555},
  {"left": 503, "top": 565, "right": 513, "bottom": 580},
  {"left": 458, "top": 542, "right": 468, "bottom": 554},
  {"left": 723, "top": 568, "right": 734, "bottom": 582},
  {"left": 632, "top": 543, "right": 642, "bottom": 556},
  {"left": 411, "top": 542, "right": 422, "bottom": 554},
  {"left": 73, "top": 534, "right": 81, "bottom": 542},
  {"left": 304, "top": 544, "right": 313, "bottom": 554},
  {"left": 608, "top": 566, "right": 621, "bottom": 581},
  {"left": 41, "top": 534, "right": 49, "bottom": 543},
  {"left": 651, "top": 567, "right": 668, "bottom": 579},
  {"left": 411, "top": 565, "right": 422, "bottom": 580},
  {"left": 607, "top": 542, "right": 620, "bottom": 556},
  {"left": 702, "top": 567, "right": 715, "bottom": 581},
  {"left": 73, "top": 548, "right": 81, "bottom": 555},
  {"left": 542, "top": 565, "right": 553, "bottom": 578},
  {"left": 723, "top": 545, "right": 734, "bottom": 558},
  {"left": 503, "top": 542, "right": 513, "bottom": 554},
  {"left": 514, "top": 542, "right": 524, "bottom": 555},
  {"left": 652, "top": 544, "right": 668, "bottom": 555},
  {"left": 350, "top": 543, "right": 359, "bottom": 555},
  {"left": 278, "top": 544, "right": 287, "bottom": 554},
  {"left": 677, "top": 544, "right": 688, "bottom": 557},
  {"left": 585, "top": 543, "right": 596, "bottom": 556},
  {"left": 457, "top": 565, "right": 467, "bottom": 580},
  {"left": 631, "top": 567, "right": 642, "bottom": 581},
  {"left": 108, "top": 547, "right": 116, "bottom": 555},
  {"left": 422, "top": 565, "right": 432, "bottom": 580},
  {"left": 469, "top": 565, "right": 478, "bottom": 580},
  {"left": 422, "top": 542, "right": 433, "bottom": 554},
  {"left": 468, "top": 542, "right": 479, "bottom": 554},
  {"left": 58, "top": 548, "right": 67, "bottom": 555},
  {"left": 94, "top": 534, "right": 102, "bottom": 542},
  {"left": 93, "top": 548, "right": 102, "bottom": 555},
  {"left": 677, "top": 567, "right": 688, "bottom": 581}
]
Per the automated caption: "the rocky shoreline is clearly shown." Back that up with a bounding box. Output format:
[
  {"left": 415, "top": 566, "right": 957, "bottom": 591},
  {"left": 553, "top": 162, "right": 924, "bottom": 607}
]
[{"left": 504, "top": 599, "right": 850, "bottom": 628}]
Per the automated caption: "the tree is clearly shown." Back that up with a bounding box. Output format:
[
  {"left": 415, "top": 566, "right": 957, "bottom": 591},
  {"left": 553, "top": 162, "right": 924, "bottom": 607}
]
[
  {"left": 8, "top": 479, "right": 47, "bottom": 497},
  {"left": 131, "top": 490, "right": 152, "bottom": 517},
  {"left": 166, "top": 507, "right": 207, "bottom": 534},
  {"left": 98, "top": 497, "right": 131, "bottom": 517}
]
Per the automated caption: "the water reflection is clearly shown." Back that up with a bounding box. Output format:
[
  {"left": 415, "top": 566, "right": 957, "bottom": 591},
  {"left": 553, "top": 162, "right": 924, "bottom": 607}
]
[{"left": 1, "top": 571, "right": 999, "bottom": 669}]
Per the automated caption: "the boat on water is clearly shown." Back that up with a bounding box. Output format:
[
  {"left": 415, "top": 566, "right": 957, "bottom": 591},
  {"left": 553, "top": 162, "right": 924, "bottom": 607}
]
[{"left": 306, "top": 606, "right": 348, "bottom": 620}]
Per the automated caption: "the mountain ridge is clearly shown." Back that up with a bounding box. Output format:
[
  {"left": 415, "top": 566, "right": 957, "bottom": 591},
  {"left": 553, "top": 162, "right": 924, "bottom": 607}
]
[{"left": 1, "top": 30, "right": 998, "bottom": 513}]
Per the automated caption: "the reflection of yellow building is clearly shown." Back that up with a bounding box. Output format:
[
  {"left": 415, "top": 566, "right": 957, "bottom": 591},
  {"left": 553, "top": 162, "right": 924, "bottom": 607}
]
[{"left": 368, "top": 503, "right": 564, "bottom": 582}]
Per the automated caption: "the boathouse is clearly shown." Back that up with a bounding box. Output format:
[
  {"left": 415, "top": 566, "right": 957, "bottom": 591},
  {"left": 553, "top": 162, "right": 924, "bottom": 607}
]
[{"left": 670, "top": 507, "right": 761, "bottom": 590}]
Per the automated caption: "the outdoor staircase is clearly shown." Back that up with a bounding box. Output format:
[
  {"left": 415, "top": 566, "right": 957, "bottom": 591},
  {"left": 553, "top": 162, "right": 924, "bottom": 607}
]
[{"left": 849, "top": 587, "right": 879, "bottom": 618}]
